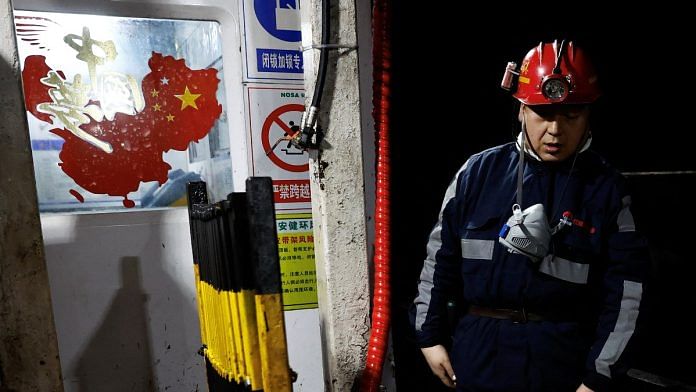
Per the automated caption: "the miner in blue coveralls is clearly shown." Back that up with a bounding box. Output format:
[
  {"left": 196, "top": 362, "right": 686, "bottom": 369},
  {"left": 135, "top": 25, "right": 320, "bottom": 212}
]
[{"left": 412, "top": 40, "right": 650, "bottom": 392}]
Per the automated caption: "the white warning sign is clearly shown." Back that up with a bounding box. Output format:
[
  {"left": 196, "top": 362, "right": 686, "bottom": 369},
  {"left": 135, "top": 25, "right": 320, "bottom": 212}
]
[{"left": 246, "top": 85, "right": 311, "bottom": 209}]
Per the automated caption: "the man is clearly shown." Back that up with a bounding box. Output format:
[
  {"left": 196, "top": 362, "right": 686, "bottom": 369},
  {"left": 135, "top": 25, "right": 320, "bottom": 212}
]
[{"left": 412, "top": 40, "right": 649, "bottom": 391}]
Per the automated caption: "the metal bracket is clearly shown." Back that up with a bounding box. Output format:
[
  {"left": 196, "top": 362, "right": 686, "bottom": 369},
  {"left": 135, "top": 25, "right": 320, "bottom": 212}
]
[{"left": 301, "top": 43, "right": 358, "bottom": 51}]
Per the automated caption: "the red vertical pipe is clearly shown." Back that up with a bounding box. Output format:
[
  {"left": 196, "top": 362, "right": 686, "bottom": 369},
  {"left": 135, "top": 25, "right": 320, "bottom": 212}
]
[{"left": 360, "top": 0, "right": 391, "bottom": 390}]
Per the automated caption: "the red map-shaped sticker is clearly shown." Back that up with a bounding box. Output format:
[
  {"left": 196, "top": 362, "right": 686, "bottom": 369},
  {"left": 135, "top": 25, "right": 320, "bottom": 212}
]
[{"left": 22, "top": 53, "right": 222, "bottom": 207}]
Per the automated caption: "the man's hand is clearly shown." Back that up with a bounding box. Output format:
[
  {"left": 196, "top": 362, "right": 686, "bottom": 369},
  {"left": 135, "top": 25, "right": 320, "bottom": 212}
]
[
  {"left": 576, "top": 384, "right": 594, "bottom": 392},
  {"left": 421, "top": 345, "right": 456, "bottom": 388}
]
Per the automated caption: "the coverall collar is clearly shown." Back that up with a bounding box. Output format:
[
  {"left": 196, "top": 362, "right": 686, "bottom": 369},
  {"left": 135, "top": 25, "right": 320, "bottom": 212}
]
[{"left": 515, "top": 131, "right": 592, "bottom": 162}]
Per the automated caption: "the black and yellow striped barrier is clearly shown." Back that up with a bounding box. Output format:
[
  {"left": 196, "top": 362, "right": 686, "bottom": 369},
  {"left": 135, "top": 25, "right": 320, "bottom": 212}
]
[{"left": 187, "top": 178, "right": 292, "bottom": 392}]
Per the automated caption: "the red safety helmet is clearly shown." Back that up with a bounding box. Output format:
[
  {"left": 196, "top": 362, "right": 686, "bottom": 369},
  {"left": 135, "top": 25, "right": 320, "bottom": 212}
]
[{"left": 505, "top": 40, "right": 601, "bottom": 105}]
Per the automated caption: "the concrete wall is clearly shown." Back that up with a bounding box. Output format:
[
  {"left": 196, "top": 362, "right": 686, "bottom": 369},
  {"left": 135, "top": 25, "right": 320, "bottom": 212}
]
[
  {"left": 303, "top": 0, "right": 372, "bottom": 390},
  {"left": 0, "top": 0, "right": 64, "bottom": 390},
  {"left": 40, "top": 210, "right": 205, "bottom": 391}
]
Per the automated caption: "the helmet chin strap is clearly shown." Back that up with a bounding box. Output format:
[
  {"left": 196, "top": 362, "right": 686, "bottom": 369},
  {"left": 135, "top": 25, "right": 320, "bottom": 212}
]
[
  {"left": 521, "top": 109, "right": 541, "bottom": 162},
  {"left": 514, "top": 115, "right": 527, "bottom": 222}
]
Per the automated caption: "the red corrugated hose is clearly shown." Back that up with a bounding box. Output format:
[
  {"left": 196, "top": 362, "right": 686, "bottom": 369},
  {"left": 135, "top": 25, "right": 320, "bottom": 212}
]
[{"left": 360, "top": 0, "right": 391, "bottom": 390}]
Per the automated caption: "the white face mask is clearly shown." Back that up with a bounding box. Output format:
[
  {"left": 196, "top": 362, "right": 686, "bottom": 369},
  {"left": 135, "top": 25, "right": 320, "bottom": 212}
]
[
  {"left": 498, "top": 203, "right": 552, "bottom": 262},
  {"left": 499, "top": 202, "right": 576, "bottom": 262}
]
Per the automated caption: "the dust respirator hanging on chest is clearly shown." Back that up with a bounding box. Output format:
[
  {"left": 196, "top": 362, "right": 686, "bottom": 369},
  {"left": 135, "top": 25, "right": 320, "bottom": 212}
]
[
  {"left": 498, "top": 125, "right": 574, "bottom": 262},
  {"left": 499, "top": 203, "right": 550, "bottom": 261},
  {"left": 498, "top": 203, "right": 568, "bottom": 262}
]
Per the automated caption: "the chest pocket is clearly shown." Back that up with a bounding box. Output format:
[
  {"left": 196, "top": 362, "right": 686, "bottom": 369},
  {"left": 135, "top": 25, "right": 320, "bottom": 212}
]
[
  {"left": 558, "top": 210, "right": 603, "bottom": 262},
  {"left": 460, "top": 213, "right": 501, "bottom": 261},
  {"left": 542, "top": 212, "right": 603, "bottom": 284}
]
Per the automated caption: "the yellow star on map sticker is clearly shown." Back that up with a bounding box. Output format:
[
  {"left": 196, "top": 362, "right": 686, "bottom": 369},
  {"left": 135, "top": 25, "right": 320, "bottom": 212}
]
[
  {"left": 166, "top": 113, "right": 175, "bottom": 122},
  {"left": 153, "top": 103, "right": 162, "bottom": 112},
  {"left": 174, "top": 86, "right": 201, "bottom": 110},
  {"left": 151, "top": 89, "right": 159, "bottom": 97}
]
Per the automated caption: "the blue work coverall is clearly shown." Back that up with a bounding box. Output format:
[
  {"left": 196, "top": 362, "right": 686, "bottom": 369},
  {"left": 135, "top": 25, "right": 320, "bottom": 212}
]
[{"left": 413, "top": 141, "right": 650, "bottom": 391}]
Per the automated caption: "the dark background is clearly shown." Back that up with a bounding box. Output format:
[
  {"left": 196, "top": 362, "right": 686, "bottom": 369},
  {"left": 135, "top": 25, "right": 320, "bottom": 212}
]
[{"left": 389, "top": 7, "right": 696, "bottom": 391}]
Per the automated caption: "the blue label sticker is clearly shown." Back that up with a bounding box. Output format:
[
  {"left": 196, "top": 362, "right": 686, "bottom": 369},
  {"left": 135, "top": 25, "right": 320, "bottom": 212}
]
[
  {"left": 254, "top": 0, "right": 302, "bottom": 42},
  {"left": 499, "top": 224, "right": 510, "bottom": 238},
  {"left": 257, "top": 48, "right": 304, "bottom": 73}
]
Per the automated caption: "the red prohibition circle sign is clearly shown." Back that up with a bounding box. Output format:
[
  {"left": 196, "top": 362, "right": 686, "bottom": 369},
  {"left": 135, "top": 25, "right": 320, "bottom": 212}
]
[{"left": 261, "top": 104, "right": 308, "bottom": 173}]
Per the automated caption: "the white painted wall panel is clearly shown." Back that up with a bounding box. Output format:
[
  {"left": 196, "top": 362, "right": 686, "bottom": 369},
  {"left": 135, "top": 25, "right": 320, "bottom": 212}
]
[{"left": 42, "top": 209, "right": 205, "bottom": 391}]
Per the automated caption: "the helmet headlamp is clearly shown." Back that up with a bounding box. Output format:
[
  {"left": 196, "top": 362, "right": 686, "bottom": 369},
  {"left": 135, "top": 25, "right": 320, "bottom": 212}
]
[{"left": 541, "top": 74, "right": 570, "bottom": 102}]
